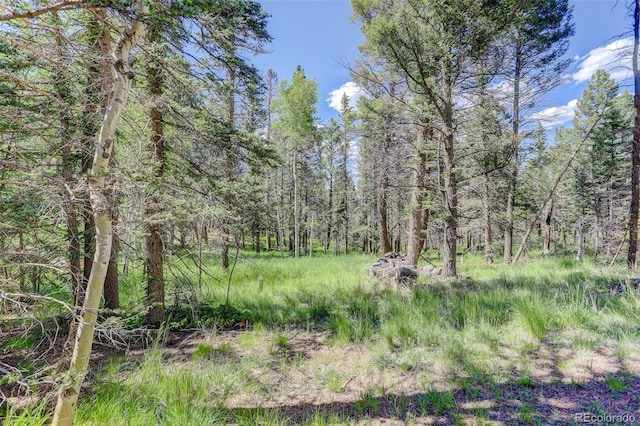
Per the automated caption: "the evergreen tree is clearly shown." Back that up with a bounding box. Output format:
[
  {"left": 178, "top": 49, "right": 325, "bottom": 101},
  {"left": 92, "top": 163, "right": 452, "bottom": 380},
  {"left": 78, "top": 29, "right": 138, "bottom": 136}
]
[
  {"left": 501, "top": 0, "right": 574, "bottom": 263},
  {"left": 271, "top": 66, "right": 319, "bottom": 258}
]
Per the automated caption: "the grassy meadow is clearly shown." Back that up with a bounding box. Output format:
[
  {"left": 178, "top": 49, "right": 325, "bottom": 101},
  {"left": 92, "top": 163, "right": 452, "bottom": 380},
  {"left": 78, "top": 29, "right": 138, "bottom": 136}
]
[{"left": 2, "top": 252, "right": 640, "bottom": 425}]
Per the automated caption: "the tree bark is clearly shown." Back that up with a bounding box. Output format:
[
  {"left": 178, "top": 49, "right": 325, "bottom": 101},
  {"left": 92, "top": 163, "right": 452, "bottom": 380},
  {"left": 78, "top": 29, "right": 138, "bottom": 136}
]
[
  {"left": 482, "top": 173, "right": 493, "bottom": 264},
  {"left": 378, "top": 131, "right": 392, "bottom": 254},
  {"left": 576, "top": 219, "right": 584, "bottom": 262},
  {"left": 543, "top": 197, "right": 553, "bottom": 256},
  {"left": 98, "top": 7, "right": 118, "bottom": 309},
  {"left": 441, "top": 75, "right": 457, "bottom": 277},
  {"left": 103, "top": 189, "right": 119, "bottom": 309},
  {"left": 343, "top": 127, "right": 350, "bottom": 255},
  {"left": 221, "top": 56, "right": 236, "bottom": 268},
  {"left": 53, "top": 6, "right": 146, "bottom": 424},
  {"left": 145, "top": 27, "right": 165, "bottom": 326},
  {"left": 505, "top": 40, "right": 522, "bottom": 264},
  {"left": 378, "top": 180, "right": 392, "bottom": 254},
  {"left": 293, "top": 152, "right": 300, "bottom": 258},
  {"left": 326, "top": 175, "right": 333, "bottom": 252},
  {"left": 53, "top": 19, "right": 82, "bottom": 299},
  {"left": 628, "top": 0, "right": 640, "bottom": 270},
  {"left": 407, "top": 145, "right": 429, "bottom": 267},
  {"left": 504, "top": 169, "right": 516, "bottom": 263},
  {"left": 79, "top": 8, "right": 113, "bottom": 297}
]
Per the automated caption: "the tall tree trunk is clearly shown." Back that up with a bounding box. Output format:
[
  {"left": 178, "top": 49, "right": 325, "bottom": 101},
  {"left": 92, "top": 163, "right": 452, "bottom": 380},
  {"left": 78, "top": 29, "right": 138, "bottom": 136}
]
[
  {"left": 343, "top": 130, "right": 349, "bottom": 255},
  {"left": 482, "top": 173, "right": 493, "bottom": 264},
  {"left": 505, "top": 41, "right": 522, "bottom": 264},
  {"left": 504, "top": 173, "right": 516, "bottom": 263},
  {"left": 265, "top": 229, "right": 271, "bottom": 251},
  {"left": 54, "top": 20, "right": 82, "bottom": 299},
  {"left": 103, "top": 185, "right": 119, "bottom": 309},
  {"left": 145, "top": 27, "right": 165, "bottom": 326},
  {"left": 379, "top": 132, "right": 392, "bottom": 254},
  {"left": 82, "top": 215, "right": 94, "bottom": 290},
  {"left": 628, "top": 0, "right": 640, "bottom": 270},
  {"left": 326, "top": 175, "right": 333, "bottom": 252},
  {"left": 594, "top": 207, "right": 600, "bottom": 258},
  {"left": 407, "top": 145, "right": 429, "bottom": 267},
  {"left": 53, "top": 8, "right": 146, "bottom": 424},
  {"left": 80, "top": 9, "right": 114, "bottom": 296},
  {"left": 441, "top": 76, "right": 457, "bottom": 277},
  {"left": 378, "top": 179, "right": 392, "bottom": 254},
  {"left": 543, "top": 197, "right": 553, "bottom": 256},
  {"left": 221, "top": 59, "right": 236, "bottom": 268},
  {"left": 576, "top": 219, "right": 584, "bottom": 262},
  {"left": 293, "top": 153, "right": 300, "bottom": 258},
  {"left": 221, "top": 153, "right": 232, "bottom": 270},
  {"left": 95, "top": 7, "right": 117, "bottom": 309},
  {"left": 442, "top": 137, "right": 457, "bottom": 277},
  {"left": 309, "top": 211, "right": 314, "bottom": 258},
  {"left": 61, "top": 8, "right": 114, "bottom": 349},
  {"left": 606, "top": 185, "right": 614, "bottom": 256}
]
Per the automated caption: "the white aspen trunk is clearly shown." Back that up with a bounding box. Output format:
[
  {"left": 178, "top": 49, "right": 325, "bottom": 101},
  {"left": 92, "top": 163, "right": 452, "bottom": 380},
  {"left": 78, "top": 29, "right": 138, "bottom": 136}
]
[
  {"left": 52, "top": 6, "right": 146, "bottom": 425},
  {"left": 309, "top": 211, "right": 314, "bottom": 258},
  {"left": 576, "top": 219, "right": 584, "bottom": 262}
]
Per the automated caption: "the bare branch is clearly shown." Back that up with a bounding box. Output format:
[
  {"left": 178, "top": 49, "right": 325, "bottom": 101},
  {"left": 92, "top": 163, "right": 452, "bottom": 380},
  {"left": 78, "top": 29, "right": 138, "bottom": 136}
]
[
  {"left": 1, "top": 290, "right": 74, "bottom": 314},
  {"left": 0, "top": 0, "right": 88, "bottom": 22}
]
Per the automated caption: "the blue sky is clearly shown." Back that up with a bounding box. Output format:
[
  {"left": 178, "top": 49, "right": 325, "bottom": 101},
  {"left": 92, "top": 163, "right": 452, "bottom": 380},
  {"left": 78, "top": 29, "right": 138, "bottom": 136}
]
[{"left": 252, "top": 0, "right": 632, "bottom": 128}]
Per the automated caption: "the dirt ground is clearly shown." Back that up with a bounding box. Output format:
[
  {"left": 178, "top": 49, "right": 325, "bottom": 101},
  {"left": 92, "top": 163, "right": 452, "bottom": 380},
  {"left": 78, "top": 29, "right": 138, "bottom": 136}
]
[{"left": 2, "top": 327, "right": 639, "bottom": 425}]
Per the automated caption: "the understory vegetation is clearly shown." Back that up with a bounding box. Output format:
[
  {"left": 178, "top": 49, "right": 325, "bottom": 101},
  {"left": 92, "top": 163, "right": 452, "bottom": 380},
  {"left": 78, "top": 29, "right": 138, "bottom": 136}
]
[{"left": 3, "top": 254, "right": 639, "bottom": 425}]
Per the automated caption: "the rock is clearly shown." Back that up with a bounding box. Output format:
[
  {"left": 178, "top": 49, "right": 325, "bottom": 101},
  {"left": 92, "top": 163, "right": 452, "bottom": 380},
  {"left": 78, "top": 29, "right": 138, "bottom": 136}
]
[
  {"left": 418, "top": 264, "right": 442, "bottom": 277},
  {"left": 382, "top": 266, "right": 419, "bottom": 280},
  {"left": 367, "top": 252, "right": 422, "bottom": 288}
]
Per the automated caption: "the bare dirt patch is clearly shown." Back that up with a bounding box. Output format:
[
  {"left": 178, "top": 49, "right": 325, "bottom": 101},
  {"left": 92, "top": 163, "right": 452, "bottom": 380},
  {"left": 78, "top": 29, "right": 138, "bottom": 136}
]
[{"left": 2, "top": 328, "right": 639, "bottom": 424}]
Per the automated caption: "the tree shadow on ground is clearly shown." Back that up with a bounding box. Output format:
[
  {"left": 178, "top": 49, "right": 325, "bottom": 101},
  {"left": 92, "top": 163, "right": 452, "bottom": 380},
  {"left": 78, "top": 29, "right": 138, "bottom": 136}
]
[{"left": 222, "top": 370, "right": 639, "bottom": 425}]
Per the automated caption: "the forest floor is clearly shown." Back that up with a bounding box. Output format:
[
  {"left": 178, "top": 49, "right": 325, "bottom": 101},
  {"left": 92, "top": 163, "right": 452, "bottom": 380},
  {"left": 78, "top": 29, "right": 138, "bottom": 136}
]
[{"left": 2, "top": 254, "right": 640, "bottom": 425}]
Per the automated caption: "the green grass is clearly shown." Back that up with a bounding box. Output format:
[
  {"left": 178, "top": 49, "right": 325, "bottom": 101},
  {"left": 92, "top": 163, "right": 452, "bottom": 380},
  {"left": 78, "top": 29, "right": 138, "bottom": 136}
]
[
  {"left": 2, "top": 402, "right": 50, "bottom": 426},
  {"left": 2, "top": 335, "right": 37, "bottom": 351},
  {"left": 4, "top": 253, "right": 640, "bottom": 425},
  {"left": 420, "top": 389, "right": 454, "bottom": 415}
]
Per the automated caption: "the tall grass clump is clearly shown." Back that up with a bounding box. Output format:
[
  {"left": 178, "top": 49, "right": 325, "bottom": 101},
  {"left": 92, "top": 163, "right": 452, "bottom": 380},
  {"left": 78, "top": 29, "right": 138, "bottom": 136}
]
[
  {"left": 75, "top": 382, "right": 155, "bottom": 426},
  {"left": 515, "top": 293, "right": 557, "bottom": 340},
  {"left": 555, "top": 286, "right": 595, "bottom": 329},
  {"left": 233, "top": 407, "right": 289, "bottom": 426},
  {"left": 76, "top": 346, "right": 236, "bottom": 425},
  {"left": 345, "top": 287, "right": 380, "bottom": 341},
  {"left": 1, "top": 401, "right": 50, "bottom": 426}
]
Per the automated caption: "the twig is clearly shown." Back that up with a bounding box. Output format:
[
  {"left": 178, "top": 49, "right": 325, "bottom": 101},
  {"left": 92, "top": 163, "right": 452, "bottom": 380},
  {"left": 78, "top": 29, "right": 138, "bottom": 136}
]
[
  {"left": 1, "top": 291, "right": 74, "bottom": 314},
  {"left": 225, "top": 237, "right": 241, "bottom": 306}
]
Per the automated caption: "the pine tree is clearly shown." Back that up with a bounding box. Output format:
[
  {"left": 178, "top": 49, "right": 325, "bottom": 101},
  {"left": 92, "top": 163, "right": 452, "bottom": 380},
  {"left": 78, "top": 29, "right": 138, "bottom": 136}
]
[
  {"left": 501, "top": 0, "right": 574, "bottom": 263},
  {"left": 271, "top": 66, "right": 319, "bottom": 258}
]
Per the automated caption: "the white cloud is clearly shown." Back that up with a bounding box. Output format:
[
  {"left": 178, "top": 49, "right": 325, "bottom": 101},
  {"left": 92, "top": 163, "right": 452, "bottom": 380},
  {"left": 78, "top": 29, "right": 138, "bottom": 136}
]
[
  {"left": 532, "top": 98, "right": 578, "bottom": 129},
  {"left": 572, "top": 38, "right": 632, "bottom": 83},
  {"left": 489, "top": 79, "right": 514, "bottom": 100},
  {"left": 327, "top": 81, "right": 367, "bottom": 113}
]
